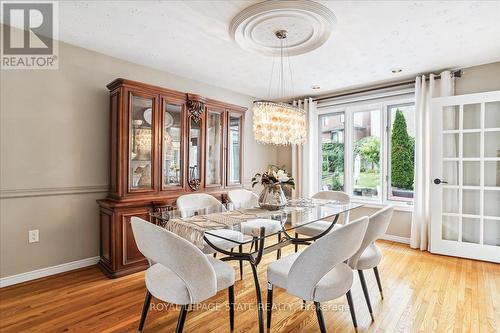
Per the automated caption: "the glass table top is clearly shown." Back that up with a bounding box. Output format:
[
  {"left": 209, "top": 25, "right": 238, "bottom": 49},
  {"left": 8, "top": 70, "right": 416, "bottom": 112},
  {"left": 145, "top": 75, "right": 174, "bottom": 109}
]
[{"left": 150, "top": 199, "right": 362, "bottom": 246}]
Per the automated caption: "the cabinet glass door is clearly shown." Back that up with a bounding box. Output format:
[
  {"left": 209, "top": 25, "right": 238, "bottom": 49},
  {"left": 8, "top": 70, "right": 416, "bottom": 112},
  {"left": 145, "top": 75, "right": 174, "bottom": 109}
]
[
  {"left": 162, "top": 102, "right": 183, "bottom": 189},
  {"left": 188, "top": 117, "right": 202, "bottom": 189},
  {"left": 205, "top": 109, "right": 223, "bottom": 187},
  {"left": 227, "top": 113, "right": 242, "bottom": 185},
  {"left": 129, "top": 94, "right": 154, "bottom": 190}
]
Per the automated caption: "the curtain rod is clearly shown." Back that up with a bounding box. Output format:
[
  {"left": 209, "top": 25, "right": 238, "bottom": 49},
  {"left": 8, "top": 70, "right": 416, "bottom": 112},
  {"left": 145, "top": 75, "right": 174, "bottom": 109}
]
[{"left": 313, "top": 69, "right": 462, "bottom": 102}]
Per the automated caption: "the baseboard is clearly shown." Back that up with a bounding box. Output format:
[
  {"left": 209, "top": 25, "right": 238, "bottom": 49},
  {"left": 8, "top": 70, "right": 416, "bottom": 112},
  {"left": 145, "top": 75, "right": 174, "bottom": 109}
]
[
  {"left": 380, "top": 234, "right": 411, "bottom": 244},
  {"left": 0, "top": 256, "right": 100, "bottom": 288}
]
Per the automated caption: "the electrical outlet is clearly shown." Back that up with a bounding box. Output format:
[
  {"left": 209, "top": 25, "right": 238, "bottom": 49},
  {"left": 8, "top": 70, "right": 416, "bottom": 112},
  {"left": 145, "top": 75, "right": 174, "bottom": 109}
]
[{"left": 28, "top": 229, "right": 39, "bottom": 243}]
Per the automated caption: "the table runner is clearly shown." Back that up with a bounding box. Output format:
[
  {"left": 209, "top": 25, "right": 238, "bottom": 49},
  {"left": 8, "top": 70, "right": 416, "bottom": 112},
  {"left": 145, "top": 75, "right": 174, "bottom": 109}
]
[{"left": 162, "top": 202, "right": 338, "bottom": 248}]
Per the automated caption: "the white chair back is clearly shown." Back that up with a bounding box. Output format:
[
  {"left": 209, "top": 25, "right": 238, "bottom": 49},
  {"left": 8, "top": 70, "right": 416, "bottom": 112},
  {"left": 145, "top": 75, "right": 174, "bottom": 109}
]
[
  {"left": 287, "top": 216, "right": 369, "bottom": 300},
  {"left": 177, "top": 193, "right": 224, "bottom": 217},
  {"left": 312, "top": 191, "right": 351, "bottom": 224},
  {"left": 227, "top": 189, "right": 258, "bottom": 209},
  {"left": 347, "top": 206, "right": 394, "bottom": 269},
  {"left": 131, "top": 217, "right": 217, "bottom": 303}
]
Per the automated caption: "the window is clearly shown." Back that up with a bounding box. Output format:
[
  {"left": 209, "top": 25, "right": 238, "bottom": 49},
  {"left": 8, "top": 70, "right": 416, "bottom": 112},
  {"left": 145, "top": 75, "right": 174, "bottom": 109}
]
[
  {"left": 353, "top": 109, "right": 381, "bottom": 199},
  {"left": 388, "top": 103, "right": 415, "bottom": 201},
  {"left": 320, "top": 113, "right": 345, "bottom": 191},
  {"left": 318, "top": 96, "right": 415, "bottom": 204}
]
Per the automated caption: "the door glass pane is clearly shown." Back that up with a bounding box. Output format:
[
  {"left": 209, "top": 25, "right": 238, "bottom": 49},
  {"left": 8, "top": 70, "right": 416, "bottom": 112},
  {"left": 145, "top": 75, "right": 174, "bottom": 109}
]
[
  {"left": 353, "top": 110, "right": 380, "bottom": 198},
  {"left": 443, "top": 161, "right": 459, "bottom": 185},
  {"left": 484, "top": 161, "right": 500, "bottom": 187},
  {"left": 484, "top": 219, "right": 500, "bottom": 246},
  {"left": 484, "top": 190, "right": 500, "bottom": 217},
  {"left": 462, "top": 189, "right": 480, "bottom": 215},
  {"left": 320, "top": 113, "right": 345, "bottom": 191},
  {"left": 206, "top": 111, "right": 222, "bottom": 185},
  {"left": 484, "top": 132, "right": 500, "bottom": 157},
  {"left": 463, "top": 161, "right": 480, "bottom": 186},
  {"left": 443, "top": 188, "right": 459, "bottom": 214},
  {"left": 228, "top": 115, "right": 241, "bottom": 184},
  {"left": 462, "top": 217, "right": 480, "bottom": 244},
  {"left": 443, "top": 105, "right": 459, "bottom": 130},
  {"left": 485, "top": 101, "right": 500, "bottom": 128},
  {"left": 463, "top": 104, "right": 481, "bottom": 129},
  {"left": 189, "top": 119, "right": 201, "bottom": 183},
  {"left": 443, "top": 134, "right": 459, "bottom": 158},
  {"left": 163, "top": 104, "right": 182, "bottom": 187},
  {"left": 442, "top": 215, "right": 459, "bottom": 241},
  {"left": 388, "top": 104, "right": 415, "bottom": 201},
  {"left": 130, "top": 95, "right": 153, "bottom": 190},
  {"left": 463, "top": 132, "right": 480, "bottom": 158}
]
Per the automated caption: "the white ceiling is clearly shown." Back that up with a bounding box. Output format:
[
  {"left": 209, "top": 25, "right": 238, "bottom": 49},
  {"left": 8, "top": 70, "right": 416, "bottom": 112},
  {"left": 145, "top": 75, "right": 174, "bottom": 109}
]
[{"left": 57, "top": 1, "right": 500, "bottom": 99}]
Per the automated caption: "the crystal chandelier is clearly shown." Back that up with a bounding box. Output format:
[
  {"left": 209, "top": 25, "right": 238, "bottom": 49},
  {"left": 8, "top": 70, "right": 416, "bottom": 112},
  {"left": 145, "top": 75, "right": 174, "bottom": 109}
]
[{"left": 252, "top": 30, "right": 306, "bottom": 146}]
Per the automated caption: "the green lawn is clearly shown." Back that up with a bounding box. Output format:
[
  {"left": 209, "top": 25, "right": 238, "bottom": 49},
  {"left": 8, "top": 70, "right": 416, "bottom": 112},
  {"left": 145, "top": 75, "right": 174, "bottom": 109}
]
[
  {"left": 321, "top": 171, "right": 379, "bottom": 190},
  {"left": 354, "top": 171, "right": 379, "bottom": 189}
]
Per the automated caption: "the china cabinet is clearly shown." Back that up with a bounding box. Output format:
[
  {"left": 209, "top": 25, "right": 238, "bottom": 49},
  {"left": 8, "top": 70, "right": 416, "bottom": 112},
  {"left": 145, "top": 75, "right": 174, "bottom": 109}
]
[{"left": 97, "top": 79, "right": 246, "bottom": 277}]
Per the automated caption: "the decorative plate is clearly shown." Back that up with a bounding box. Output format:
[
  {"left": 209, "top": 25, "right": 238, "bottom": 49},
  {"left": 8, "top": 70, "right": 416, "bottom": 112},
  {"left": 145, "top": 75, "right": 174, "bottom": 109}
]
[{"left": 143, "top": 108, "right": 152, "bottom": 125}]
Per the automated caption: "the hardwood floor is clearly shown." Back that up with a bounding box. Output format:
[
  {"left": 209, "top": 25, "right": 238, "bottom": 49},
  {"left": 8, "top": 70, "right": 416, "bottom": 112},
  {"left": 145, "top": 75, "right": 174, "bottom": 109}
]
[{"left": 1, "top": 241, "right": 499, "bottom": 332}]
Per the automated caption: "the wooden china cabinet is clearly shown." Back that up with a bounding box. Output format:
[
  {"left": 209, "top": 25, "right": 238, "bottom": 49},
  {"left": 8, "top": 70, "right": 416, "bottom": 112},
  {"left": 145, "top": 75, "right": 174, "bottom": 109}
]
[{"left": 97, "top": 79, "right": 246, "bottom": 278}]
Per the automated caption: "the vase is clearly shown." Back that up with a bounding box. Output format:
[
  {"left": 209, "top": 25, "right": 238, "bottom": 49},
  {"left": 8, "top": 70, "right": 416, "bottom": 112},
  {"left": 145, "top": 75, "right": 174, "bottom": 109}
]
[{"left": 258, "top": 183, "right": 287, "bottom": 210}]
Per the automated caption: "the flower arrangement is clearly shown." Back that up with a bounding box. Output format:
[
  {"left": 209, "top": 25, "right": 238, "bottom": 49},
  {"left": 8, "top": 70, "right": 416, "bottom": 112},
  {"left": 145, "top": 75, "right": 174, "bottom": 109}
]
[{"left": 252, "top": 165, "right": 295, "bottom": 191}]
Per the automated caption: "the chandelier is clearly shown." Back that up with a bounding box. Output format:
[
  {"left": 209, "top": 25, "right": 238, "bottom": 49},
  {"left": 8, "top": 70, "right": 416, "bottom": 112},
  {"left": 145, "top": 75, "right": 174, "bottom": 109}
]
[{"left": 252, "top": 30, "right": 306, "bottom": 146}]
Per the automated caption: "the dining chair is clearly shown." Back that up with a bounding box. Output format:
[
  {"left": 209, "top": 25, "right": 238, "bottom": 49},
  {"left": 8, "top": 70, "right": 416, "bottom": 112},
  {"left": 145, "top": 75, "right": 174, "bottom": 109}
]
[
  {"left": 131, "top": 217, "right": 236, "bottom": 333},
  {"left": 294, "top": 191, "right": 351, "bottom": 251},
  {"left": 177, "top": 193, "right": 247, "bottom": 278},
  {"left": 347, "top": 206, "right": 394, "bottom": 321},
  {"left": 266, "top": 216, "right": 370, "bottom": 332},
  {"left": 227, "top": 189, "right": 283, "bottom": 257}
]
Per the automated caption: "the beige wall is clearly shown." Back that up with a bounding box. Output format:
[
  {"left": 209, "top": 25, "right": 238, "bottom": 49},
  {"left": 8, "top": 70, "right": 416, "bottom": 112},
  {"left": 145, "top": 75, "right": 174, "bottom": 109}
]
[
  {"left": 455, "top": 62, "right": 500, "bottom": 95},
  {"left": 0, "top": 37, "right": 278, "bottom": 278}
]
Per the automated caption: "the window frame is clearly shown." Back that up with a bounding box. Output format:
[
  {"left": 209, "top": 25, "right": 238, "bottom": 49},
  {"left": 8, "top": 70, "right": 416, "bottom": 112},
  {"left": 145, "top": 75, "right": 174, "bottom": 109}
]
[{"left": 317, "top": 95, "right": 415, "bottom": 206}]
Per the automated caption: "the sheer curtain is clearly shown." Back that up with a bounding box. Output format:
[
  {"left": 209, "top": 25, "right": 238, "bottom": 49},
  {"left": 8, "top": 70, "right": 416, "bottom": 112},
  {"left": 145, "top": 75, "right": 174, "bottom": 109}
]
[
  {"left": 291, "top": 98, "right": 318, "bottom": 198},
  {"left": 411, "top": 71, "right": 454, "bottom": 250}
]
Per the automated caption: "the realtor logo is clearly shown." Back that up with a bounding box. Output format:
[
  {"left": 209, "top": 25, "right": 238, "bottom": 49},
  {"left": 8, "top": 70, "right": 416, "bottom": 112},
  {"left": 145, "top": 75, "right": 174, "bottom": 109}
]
[{"left": 1, "top": 1, "right": 59, "bottom": 69}]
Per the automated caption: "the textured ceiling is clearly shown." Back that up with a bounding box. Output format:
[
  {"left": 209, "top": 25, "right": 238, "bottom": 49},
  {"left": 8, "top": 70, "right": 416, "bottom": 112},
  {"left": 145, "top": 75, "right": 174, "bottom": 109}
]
[{"left": 56, "top": 1, "right": 500, "bottom": 99}]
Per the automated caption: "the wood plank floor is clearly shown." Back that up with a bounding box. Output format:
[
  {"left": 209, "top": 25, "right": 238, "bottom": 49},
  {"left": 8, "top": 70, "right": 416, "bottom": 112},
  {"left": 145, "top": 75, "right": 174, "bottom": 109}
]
[{"left": 0, "top": 241, "right": 499, "bottom": 333}]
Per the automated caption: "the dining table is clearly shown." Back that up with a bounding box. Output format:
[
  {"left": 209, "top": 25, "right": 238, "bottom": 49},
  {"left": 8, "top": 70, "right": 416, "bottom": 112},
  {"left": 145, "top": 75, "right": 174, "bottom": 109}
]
[{"left": 150, "top": 198, "right": 362, "bottom": 333}]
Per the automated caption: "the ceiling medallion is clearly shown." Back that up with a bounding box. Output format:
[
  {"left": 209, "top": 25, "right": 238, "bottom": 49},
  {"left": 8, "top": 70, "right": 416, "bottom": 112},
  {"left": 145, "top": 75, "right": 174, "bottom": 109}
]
[{"left": 229, "top": 0, "right": 336, "bottom": 56}]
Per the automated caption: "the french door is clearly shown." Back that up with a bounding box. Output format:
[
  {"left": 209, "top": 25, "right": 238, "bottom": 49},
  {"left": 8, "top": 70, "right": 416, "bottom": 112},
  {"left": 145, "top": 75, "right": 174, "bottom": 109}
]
[{"left": 430, "top": 91, "right": 500, "bottom": 263}]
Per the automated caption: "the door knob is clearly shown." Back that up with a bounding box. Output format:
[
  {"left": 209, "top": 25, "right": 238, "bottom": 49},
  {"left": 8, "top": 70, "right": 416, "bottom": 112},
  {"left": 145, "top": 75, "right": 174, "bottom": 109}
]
[{"left": 433, "top": 178, "right": 448, "bottom": 185}]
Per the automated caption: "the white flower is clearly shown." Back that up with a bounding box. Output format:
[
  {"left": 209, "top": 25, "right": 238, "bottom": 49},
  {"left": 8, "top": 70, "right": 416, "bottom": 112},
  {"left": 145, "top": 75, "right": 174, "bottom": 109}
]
[{"left": 273, "top": 169, "right": 289, "bottom": 183}]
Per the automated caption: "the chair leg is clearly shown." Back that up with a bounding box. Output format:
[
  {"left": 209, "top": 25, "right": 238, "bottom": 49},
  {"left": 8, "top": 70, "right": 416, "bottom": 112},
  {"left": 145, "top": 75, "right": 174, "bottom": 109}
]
[
  {"left": 229, "top": 285, "right": 235, "bottom": 331},
  {"left": 175, "top": 305, "right": 189, "bottom": 333},
  {"left": 314, "top": 302, "right": 327, "bottom": 333},
  {"left": 138, "top": 290, "right": 152, "bottom": 332},
  {"left": 294, "top": 233, "right": 299, "bottom": 252},
  {"left": 266, "top": 283, "right": 273, "bottom": 330},
  {"left": 276, "top": 233, "right": 282, "bottom": 260},
  {"left": 345, "top": 290, "right": 357, "bottom": 328},
  {"left": 358, "top": 270, "right": 374, "bottom": 321},
  {"left": 238, "top": 244, "right": 243, "bottom": 280},
  {"left": 373, "top": 266, "right": 383, "bottom": 299}
]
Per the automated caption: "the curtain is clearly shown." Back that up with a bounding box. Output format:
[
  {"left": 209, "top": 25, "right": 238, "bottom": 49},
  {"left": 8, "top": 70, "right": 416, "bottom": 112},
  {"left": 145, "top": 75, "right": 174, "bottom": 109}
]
[
  {"left": 291, "top": 98, "right": 318, "bottom": 198},
  {"left": 411, "top": 71, "right": 454, "bottom": 250}
]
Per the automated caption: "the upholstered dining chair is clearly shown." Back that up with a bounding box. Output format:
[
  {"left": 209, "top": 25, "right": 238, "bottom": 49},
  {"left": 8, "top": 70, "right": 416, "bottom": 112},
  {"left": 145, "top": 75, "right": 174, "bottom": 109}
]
[
  {"left": 227, "top": 189, "right": 283, "bottom": 257},
  {"left": 176, "top": 193, "right": 247, "bottom": 253},
  {"left": 266, "top": 216, "right": 370, "bottom": 332},
  {"left": 131, "top": 217, "right": 236, "bottom": 333},
  {"left": 177, "top": 193, "right": 248, "bottom": 278},
  {"left": 294, "top": 191, "right": 351, "bottom": 251},
  {"left": 347, "top": 206, "right": 394, "bottom": 321}
]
